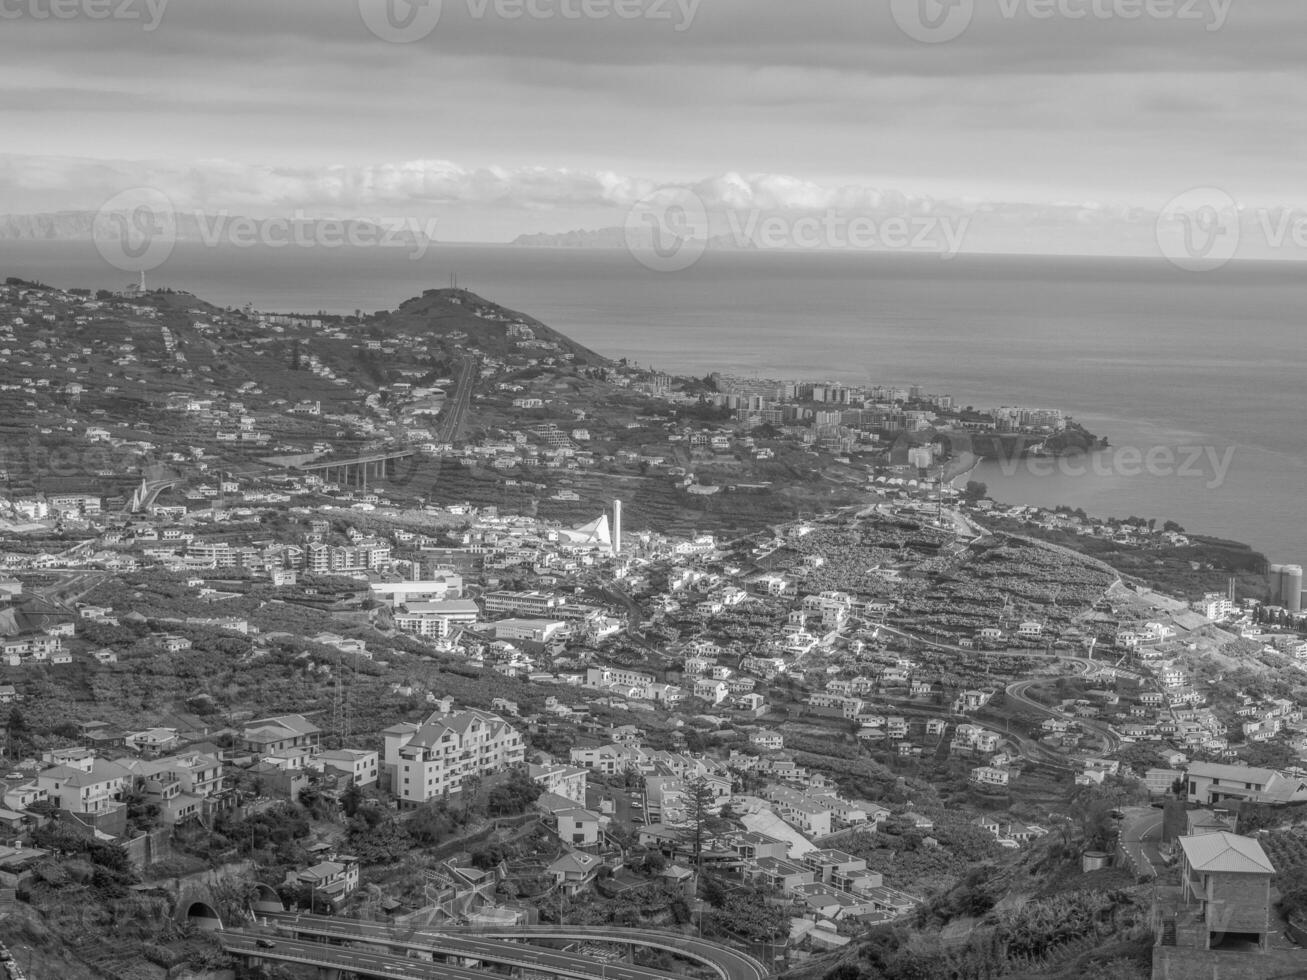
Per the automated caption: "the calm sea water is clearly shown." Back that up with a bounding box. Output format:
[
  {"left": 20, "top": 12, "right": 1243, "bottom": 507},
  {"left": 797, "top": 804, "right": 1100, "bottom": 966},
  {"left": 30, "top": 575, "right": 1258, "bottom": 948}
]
[{"left": 2, "top": 240, "right": 1303, "bottom": 562}]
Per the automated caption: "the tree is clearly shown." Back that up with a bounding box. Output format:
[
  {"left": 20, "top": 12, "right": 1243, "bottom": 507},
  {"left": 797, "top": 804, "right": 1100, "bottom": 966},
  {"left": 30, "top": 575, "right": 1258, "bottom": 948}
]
[
  {"left": 703, "top": 885, "right": 788, "bottom": 943},
  {"left": 1277, "top": 864, "right": 1307, "bottom": 922},
  {"left": 408, "top": 801, "right": 461, "bottom": 847},
  {"left": 6, "top": 706, "right": 28, "bottom": 749},
  {"left": 460, "top": 773, "right": 483, "bottom": 802},
  {"left": 486, "top": 771, "right": 542, "bottom": 816},
  {"left": 346, "top": 809, "right": 412, "bottom": 865},
  {"left": 679, "top": 776, "right": 718, "bottom": 869},
  {"left": 341, "top": 781, "right": 364, "bottom": 818},
  {"left": 1071, "top": 778, "right": 1147, "bottom": 849}
]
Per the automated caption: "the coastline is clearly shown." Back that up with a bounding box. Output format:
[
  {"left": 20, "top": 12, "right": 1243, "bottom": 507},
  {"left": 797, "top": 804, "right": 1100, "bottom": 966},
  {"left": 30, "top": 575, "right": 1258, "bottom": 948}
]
[
  {"left": 2, "top": 253, "right": 1286, "bottom": 567},
  {"left": 943, "top": 451, "right": 981, "bottom": 485}
]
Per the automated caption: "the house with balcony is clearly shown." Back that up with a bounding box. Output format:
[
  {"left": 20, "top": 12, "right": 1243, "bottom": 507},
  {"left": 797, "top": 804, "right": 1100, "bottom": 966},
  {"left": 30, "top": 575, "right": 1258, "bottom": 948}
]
[
  {"left": 555, "top": 807, "right": 605, "bottom": 847},
  {"left": 293, "top": 855, "right": 360, "bottom": 910},
  {"left": 1184, "top": 761, "right": 1307, "bottom": 806},
  {"left": 748, "top": 855, "right": 817, "bottom": 894},
  {"left": 120, "top": 749, "right": 226, "bottom": 825},
  {"left": 970, "top": 766, "right": 1011, "bottom": 787},
  {"left": 529, "top": 762, "right": 588, "bottom": 804},
  {"left": 547, "top": 850, "right": 604, "bottom": 896},
  {"left": 569, "top": 742, "right": 642, "bottom": 775},
  {"left": 125, "top": 728, "right": 182, "bottom": 756},
  {"left": 766, "top": 786, "right": 833, "bottom": 837},
  {"left": 802, "top": 849, "right": 885, "bottom": 895},
  {"left": 135, "top": 768, "right": 203, "bottom": 826},
  {"left": 318, "top": 748, "right": 379, "bottom": 788},
  {"left": 385, "top": 704, "right": 524, "bottom": 808},
  {"left": 37, "top": 758, "right": 130, "bottom": 816},
  {"left": 1162, "top": 832, "right": 1275, "bottom": 952},
  {"left": 241, "top": 714, "right": 321, "bottom": 756},
  {"left": 750, "top": 731, "right": 784, "bottom": 752}
]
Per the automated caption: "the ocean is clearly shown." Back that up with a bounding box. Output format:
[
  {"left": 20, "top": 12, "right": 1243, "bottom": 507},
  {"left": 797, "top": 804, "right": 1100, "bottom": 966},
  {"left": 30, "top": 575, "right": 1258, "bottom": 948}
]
[{"left": 2, "top": 240, "right": 1303, "bottom": 563}]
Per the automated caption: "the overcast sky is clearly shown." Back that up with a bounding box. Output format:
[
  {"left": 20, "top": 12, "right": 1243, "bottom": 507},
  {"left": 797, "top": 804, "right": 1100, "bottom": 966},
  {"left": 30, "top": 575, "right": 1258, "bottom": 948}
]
[{"left": 2, "top": 0, "right": 1302, "bottom": 250}]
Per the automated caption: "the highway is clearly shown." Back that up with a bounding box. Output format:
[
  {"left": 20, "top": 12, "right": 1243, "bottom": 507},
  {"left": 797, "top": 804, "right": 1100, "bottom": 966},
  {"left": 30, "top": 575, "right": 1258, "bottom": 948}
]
[
  {"left": 257, "top": 913, "right": 767, "bottom": 980},
  {"left": 32, "top": 569, "right": 108, "bottom": 608},
  {"left": 430, "top": 924, "right": 768, "bottom": 980},
  {"left": 125, "top": 478, "right": 176, "bottom": 513},
  {"left": 297, "top": 449, "right": 418, "bottom": 472},
  {"left": 266, "top": 913, "right": 687, "bottom": 980},
  {"left": 436, "top": 355, "right": 477, "bottom": 445},
  {"left": 221, "top": 931, "right": 468, "bottom": 979}
]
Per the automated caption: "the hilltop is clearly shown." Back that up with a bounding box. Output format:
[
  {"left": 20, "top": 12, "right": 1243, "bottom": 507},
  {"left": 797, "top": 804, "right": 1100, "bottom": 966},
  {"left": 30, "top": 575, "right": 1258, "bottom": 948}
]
[
  {"left": 0, "top": 278, "right": 871, "bottom": 537},
  {"left": 390, "top": 287, "right": 611, "bottom": 364}
]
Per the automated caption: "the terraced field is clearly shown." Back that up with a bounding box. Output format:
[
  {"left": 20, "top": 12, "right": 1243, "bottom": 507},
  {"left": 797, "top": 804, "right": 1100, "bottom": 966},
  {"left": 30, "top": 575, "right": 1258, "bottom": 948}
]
[{"left": 774, "top": 517, "right": 1117, "bottom": 641}]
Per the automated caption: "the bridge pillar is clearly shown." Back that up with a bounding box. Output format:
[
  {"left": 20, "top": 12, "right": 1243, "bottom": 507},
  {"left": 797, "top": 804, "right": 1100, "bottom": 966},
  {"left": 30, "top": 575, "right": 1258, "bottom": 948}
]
[{"left": 316, "top": 968, "right": 342, "bottom": 980}]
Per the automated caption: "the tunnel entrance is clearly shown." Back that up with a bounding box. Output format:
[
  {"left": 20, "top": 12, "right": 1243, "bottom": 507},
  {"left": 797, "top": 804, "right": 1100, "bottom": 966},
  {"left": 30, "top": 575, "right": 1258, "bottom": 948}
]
[
  {"left": 252, "top": 882, "right": 285, "bottom": 915},
  {"left": 185, "top": 901, "right": 223, "bottom": 932}
]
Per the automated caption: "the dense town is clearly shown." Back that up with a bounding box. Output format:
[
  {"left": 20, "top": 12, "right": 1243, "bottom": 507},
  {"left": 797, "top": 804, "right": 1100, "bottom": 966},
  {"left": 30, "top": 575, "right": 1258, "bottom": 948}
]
[{"left": 0, "top": 278, "right": 1304, "bottom": 980}]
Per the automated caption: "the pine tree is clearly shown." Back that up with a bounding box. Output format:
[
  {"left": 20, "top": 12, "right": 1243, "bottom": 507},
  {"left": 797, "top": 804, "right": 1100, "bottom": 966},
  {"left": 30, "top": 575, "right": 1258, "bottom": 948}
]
[{"left": 679, "top": 775, "right": 718, "bottom": 869}]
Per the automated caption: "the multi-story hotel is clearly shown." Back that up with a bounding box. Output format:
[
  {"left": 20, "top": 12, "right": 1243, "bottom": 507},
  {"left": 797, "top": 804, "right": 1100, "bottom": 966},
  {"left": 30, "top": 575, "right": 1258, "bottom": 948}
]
[{"left": 384, "top": 703, "right": 525, "bottom": 807}]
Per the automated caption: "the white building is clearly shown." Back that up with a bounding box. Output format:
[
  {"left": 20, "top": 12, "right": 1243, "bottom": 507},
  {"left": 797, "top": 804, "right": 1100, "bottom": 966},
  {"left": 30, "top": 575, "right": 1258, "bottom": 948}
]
[{"left": 384, "top": 705, "right": 525, "bottom": 808}]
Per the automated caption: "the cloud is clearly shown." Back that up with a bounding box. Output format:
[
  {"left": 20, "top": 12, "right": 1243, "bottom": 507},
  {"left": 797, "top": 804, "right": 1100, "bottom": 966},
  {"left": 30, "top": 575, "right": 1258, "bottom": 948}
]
[
  {"left": 0, "top": 153, "right": 1027, "bottom": 217},
  {"left": 0, "top": 154, "right": 653, "bottom": 213}
]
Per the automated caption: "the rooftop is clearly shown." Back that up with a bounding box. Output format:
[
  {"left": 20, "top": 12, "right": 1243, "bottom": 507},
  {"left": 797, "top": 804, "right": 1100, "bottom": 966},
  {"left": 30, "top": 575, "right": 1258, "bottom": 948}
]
[{"left": 1178, "top": 832, "right": 1275, "bottom": 875}]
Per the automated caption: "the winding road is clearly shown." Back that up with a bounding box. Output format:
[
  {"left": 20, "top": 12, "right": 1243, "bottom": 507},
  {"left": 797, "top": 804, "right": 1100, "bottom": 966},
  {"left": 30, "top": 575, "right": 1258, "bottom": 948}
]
[
  {"left": 1005, "top": 669, "right": 1123, "bottom": 760},
  {"left": 1118, "top": 806, "right": 1165, "bottom": 879}
]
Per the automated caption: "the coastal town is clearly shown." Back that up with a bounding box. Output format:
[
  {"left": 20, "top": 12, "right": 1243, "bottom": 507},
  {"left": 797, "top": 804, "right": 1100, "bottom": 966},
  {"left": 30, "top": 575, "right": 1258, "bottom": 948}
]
[{"left": 0, "top": 278, "right": 1305, "bottom": 980}]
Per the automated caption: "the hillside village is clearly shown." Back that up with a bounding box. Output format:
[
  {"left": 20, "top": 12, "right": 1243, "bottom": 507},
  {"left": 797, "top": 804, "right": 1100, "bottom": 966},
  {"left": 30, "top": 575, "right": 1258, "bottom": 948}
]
[{"left": 0, "top": 280, "right": 1305, "bottom": 979}]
